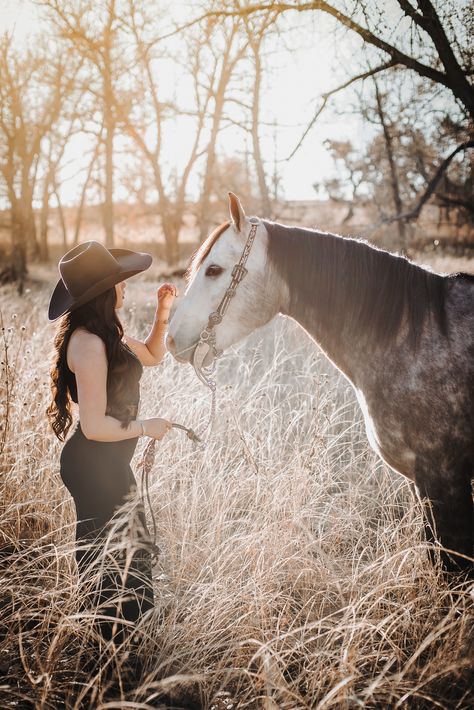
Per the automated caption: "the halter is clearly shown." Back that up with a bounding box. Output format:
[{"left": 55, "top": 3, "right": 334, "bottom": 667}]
[
  {"left": 140, "top": 217, "right": 260, "bottom": 558},
  {"left": 191, "top": 217, "right": 260, "bottom": 388}
]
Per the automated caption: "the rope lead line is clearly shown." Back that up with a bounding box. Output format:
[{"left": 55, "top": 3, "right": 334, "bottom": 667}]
[
  {"left": 139, "top": 421, "right": 205, "bottom": 560},
  {"left": 139, "top": 437, "right": 158, "bottom": 558}
]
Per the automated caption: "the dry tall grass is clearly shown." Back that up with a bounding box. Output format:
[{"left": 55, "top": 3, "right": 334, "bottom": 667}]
[{"left": 1, "top": 263, "right": 473, "bottom": 709}]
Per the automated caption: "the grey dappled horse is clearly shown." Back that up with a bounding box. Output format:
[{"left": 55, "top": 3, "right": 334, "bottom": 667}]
[{"left": 167, "top": 193, "right": 474, "bottom": 577}]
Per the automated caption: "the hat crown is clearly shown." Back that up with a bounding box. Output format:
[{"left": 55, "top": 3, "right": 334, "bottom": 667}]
[{"left": 59, "top": 241, "right": 121, "bottom": 297}]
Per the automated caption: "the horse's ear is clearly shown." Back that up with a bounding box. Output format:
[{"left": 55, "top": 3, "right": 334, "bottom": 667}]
[{"left": 228, "top": 192, "right": 246, "bottom": 233}]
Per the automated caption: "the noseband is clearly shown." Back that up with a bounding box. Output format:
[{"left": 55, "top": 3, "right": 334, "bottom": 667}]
[{"left": 192, "top": 217, "right": 260, "bottom": 387}]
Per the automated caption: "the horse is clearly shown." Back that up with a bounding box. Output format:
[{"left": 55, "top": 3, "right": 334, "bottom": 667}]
[{"left": 167, "top": 192, "right": 474, "bottom": 577}]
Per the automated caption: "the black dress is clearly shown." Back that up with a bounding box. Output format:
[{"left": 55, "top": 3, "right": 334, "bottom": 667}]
[{"left": 59, "top": 338, "right": 154, "bottom": 645}]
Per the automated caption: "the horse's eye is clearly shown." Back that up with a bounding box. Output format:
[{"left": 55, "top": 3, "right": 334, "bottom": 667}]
[{"left": 205, "top": 264, "right": 223, "bottom": 277}]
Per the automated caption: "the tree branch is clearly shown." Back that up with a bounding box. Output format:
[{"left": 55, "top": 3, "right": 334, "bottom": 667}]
[
  {"left": 396, "top": 0, "right": 430, "bottom": 31},
  {"left": 285, "top": 60, "right": 397, "bottom": 160},
  {"left": 380, "top": 140, "right": 474, "bottom": 224},
  {"left": 435, "top": 193, "right": 474, "bottom": 216},
  {"left": 200, "top": 3, "right": 454, "bottom": 87}
]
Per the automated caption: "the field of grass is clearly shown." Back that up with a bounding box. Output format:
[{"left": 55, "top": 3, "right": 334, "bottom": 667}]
[{"left": 1, "top": 254, "right": 473, "bottom": 709}]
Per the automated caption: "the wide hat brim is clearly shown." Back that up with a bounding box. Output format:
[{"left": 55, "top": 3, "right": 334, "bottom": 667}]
[{"left": 48, "top": 248, "right": 152, "bottom": 321}]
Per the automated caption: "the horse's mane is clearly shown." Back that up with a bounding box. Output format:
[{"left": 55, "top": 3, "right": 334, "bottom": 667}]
[{"left": 264, "top": 220, "right": 449, "bottom": 349}]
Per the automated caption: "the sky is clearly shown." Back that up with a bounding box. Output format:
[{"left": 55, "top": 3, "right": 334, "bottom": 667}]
[{"left": 0, "top": 0, "right": 369, "bottom": 204}]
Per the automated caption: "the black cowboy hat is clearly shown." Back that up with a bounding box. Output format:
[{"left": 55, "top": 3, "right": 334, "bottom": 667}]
[{"left": 48, "top": 240, "right": 152, "bottom": 321}]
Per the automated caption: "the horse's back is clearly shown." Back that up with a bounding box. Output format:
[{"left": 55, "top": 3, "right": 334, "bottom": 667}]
[{"left": 447, "top": 271, "right": 474, "bottom": 319}]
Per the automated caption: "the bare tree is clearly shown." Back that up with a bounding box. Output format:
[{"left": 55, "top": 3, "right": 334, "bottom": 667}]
[
  {"left": 321, "top": 68, "right": 473, "bottom": 247},
  {"left": 198, "top": 0, "right": 473, "bottom": 228},
  {"left": 314, "top": 138, "right": 369, "bottom": 217},
  {"left": 372, "top": 78, "right": 406, "bottom": 250},
  {"left": 42, "top": 0, "right": 131, "bottom": 248},
  {"left": 113, "top": 0, "right": 206, "bottom": 264},
  {"left": 0, "top": 35, "right": 74, "bottom": 280},
  {"left": 112, "top": 1, "right": 251, "bottom": 261},
  {"left": 37, "top": 86, "right": 87, "bottom": 260},
  {"left": 201, "top": 1, "right": 473, "bottom": 119},
  {"left": 71, "top": 130, "right": 104, "bottom": 247},
  {"left": 195, "top": 12, "right": 251, "bottom": 243},
  {"left": 240, "top": 10, "right": 279, "bottom": 217}
]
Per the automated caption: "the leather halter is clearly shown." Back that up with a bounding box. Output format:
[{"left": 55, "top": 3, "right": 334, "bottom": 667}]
[{"left": 192, "top": 217, "right": 260, "bottom": 385}]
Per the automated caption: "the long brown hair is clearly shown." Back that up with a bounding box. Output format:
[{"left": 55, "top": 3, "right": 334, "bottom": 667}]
[{"left": 47, "top": 287, "right": 141, "bottom": 441}]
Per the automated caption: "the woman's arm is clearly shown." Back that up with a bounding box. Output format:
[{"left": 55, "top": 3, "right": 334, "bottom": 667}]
[
  {"left": 69, "top": 330, "right": 170, "bottom": 442},
  {"left": 124, "top": 283, "right": 178, "bottom": 367}
]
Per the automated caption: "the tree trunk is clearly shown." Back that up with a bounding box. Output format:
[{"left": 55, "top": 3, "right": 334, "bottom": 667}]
[
  {"left": 19, "top": 185, "right": 39, "bottom": 261},
  {"left": 145, "top": 156, "right": 184, "bottom": 266},
  {"left": 198, "top": 33, "right": 238, "bottom": 243},
  {"left": 73, "top": 188, "right": 86, "bottom": 248},
  {"left": 164, "top": 221, "right": 180, "bottom": 265},
  {"left": 103, "top": 71, "right": 115, "bottom": 247},
  {"left": 10, "top": 203, "right": 28, "bottom": 290},
  {"left": 73, "top": 140, "right": 100, "bottom": 247},
  {"left": 103, "top": 126, "right": 114, "bottom": 247},
  {"left": 39, "top": 173, "right": 52, "bottom": 262},
  {"left": 374, "top": 80, "right": 406, "bottom": 251},
  {"left": 251, "top": 43, "right": 271, "bottom": 218},
  {"left": 198, "top": 101, "right": 224, "bottom": 243},
  {"left": 414, "top": 0, "right": 474, "bottom": 119},
  {"left": 54, "top": 181, "right": 68, "bottom": 250},
  {"left": 160, "top": 201, "right": 181, "bottom": 266}
]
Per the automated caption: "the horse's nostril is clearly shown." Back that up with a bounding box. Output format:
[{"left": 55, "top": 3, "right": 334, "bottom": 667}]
[{"left": 166, "top": 334, "right": 176, "bottom": 353}]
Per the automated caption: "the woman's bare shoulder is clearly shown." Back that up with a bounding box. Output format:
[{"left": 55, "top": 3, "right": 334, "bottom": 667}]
[{"left": 67, "top": 328, "right": 106, "bottom": 371}]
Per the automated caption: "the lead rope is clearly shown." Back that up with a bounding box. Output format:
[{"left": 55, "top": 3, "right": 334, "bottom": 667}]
[{"left": 139, "top": 382, "right": 216, "bottom": 560}]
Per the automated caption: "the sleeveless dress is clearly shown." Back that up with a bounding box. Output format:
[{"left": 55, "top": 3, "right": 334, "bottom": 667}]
[{"left": 59, "top": 338, "right": 154, "bottom": 644}]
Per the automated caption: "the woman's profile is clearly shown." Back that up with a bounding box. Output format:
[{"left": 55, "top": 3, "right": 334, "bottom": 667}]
[{"left": 46, "top": 240, "right": 177, "bottom": 669}]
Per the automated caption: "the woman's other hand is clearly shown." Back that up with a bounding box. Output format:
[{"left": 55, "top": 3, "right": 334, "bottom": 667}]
[
  {"left": 157, "top": 283, "right": 178, "bottom": 311},
  {"left": 145, "top": 417, "right": 173, "bottom": 440}
]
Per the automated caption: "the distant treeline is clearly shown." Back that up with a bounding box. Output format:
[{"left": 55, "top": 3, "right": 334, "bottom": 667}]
[{"left": 0, "top": 0, "right": 472, "bottom": 286}]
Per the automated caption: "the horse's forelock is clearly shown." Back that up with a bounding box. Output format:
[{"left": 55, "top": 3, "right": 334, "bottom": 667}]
[{"left": 186, "top": 221, "right": 231, "bottom": 282}]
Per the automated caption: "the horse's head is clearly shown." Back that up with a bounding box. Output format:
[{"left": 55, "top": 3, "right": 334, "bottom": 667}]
[{"left": 167, "top": 193, "right": 283, "bottom": 367}]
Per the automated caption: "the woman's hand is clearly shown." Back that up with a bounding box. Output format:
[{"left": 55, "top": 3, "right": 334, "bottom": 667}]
[
  {"left": 157, "top": 283, "right": 178, "bottom": 311},
  {"left": 126, "top": 284, "right": 178, "bottom": 367},
  {"left": 144, "top": 417, "right": 173, "bottom": 440}
]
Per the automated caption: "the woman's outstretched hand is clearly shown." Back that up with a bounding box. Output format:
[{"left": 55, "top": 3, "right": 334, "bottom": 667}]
[
  {"left": 157, "top": 283, "right": 178, "bottom": 311},
  {"left": 145, "top": 418, "right": 173, "bottom": 440}
]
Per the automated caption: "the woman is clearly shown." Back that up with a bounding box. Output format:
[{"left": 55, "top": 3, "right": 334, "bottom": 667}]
[{"left": 46, "top": 240, "right": 177, "bottom": 651}]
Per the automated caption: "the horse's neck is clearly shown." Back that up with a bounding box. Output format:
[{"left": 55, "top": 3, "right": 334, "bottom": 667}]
[
  {"left": 282, "top": 292, "right": 366, "bottom": 382},
  {"left": 282, "top": 306, "right": 361, "bottom": 382},
  {"left": 267, "top": 223, "right": 375, "bottom": 382}
]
